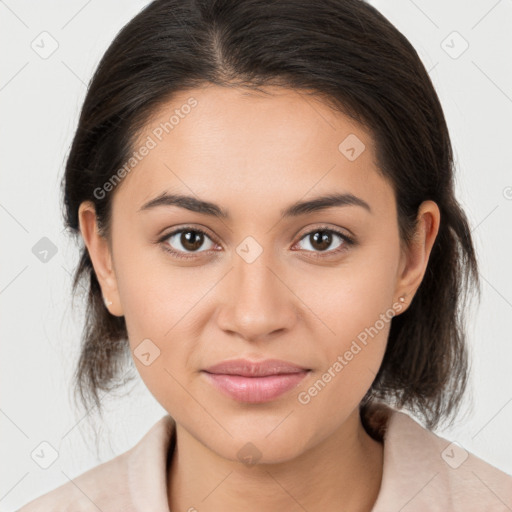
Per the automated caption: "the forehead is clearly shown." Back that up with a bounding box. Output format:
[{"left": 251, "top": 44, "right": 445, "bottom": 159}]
[{"left": 113, "top": 84, "right": 394, "bottom": 219}]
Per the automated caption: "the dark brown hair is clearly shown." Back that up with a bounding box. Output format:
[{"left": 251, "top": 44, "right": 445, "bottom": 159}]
[{"left": 62, "top": 0, "right": 480, "bottom": 436}]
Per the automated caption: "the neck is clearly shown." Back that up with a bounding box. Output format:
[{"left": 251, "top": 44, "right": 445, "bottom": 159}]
[{"left": 167, "top": 407, "right": 384, "bottom": 512}]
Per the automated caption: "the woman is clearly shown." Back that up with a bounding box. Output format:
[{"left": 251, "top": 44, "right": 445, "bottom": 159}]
[{"left": 18, "top": 0, "right": 512, "bottom": 510}]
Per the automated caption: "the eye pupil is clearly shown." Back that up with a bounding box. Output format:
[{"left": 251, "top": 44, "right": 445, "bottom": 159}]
[
  {"left": 181, "top": 230, "right": 204, "bottom": 251},
  {"left": 311, "top": 230, "right": 332, "bottom": 251}
]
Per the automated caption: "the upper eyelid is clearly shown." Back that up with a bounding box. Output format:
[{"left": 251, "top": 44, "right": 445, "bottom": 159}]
[
  {"left": 161, "top": 225, "right": 219, "bottom": 245},
  {"left": 295, "top": 225, "right": 352, "bottom": 240}
]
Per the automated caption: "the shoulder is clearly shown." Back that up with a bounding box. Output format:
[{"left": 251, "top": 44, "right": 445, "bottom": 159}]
[
  {"left": 370, "top": 404, "right": 512, "bottom": 511},
  {"left": 16, "top": 451, "right": 132, "bottom": 512},
  {"left": 17, "top": 415, "right": 175, "bottom": 512}
]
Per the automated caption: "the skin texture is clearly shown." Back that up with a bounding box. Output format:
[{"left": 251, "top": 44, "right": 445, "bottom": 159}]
[{"left": 78, "top": 84, "right": 440, "bottom": 512}]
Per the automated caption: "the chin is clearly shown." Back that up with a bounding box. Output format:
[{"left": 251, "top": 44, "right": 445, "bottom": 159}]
[{"left": 199, "top": 420, "right": 314, "bottom": 467}]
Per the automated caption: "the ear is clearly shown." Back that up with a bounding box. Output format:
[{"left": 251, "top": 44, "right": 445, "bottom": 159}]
[
  {"left": 394, "top": 200, "right": 440, "bottom": 313},
  {"left": 78, "top": 201, "right": 123, "bottom": 317}
]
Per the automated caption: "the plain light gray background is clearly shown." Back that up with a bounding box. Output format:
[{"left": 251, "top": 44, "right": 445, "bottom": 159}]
[{"left": 1, "top": 0, "right": 511, "bottom": 509}]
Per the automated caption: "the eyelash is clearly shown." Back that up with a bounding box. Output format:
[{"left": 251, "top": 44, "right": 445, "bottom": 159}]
[{"left": 157, "top": 225, "right": 356, "bottom": 260}]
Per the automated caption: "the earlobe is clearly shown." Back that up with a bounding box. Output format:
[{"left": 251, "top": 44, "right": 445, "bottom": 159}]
[
  {"left": 78, "top": 201, "right": 123, "bottom": 316},
  {"left": 394, "top": 200, "right": 440, "bottom": 310}
]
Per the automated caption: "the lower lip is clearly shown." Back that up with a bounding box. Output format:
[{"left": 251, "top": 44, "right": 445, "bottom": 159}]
[{"left": 202, "top": 371, "right": 310, "bottom": 403}]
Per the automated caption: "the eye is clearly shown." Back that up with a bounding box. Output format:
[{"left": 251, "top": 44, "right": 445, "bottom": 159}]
[
  {"left": 293, "top": 226, "right": 355, "bottom": 256},
  {"left": 157, "top": 225, "right": 355, "bottom": 260},
  {"left": 159, "top": 226, "right": 218, "bottom": 259}
]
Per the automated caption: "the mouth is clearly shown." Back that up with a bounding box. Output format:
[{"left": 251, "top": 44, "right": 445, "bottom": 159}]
[{"left": 201, "top": 358, "right": 311, "bottom": 403}]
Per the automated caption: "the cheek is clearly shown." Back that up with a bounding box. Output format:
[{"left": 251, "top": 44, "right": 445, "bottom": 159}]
[
  {"left": 296, "top": 241, "right": 399, "bottom": 387},
  {"left": 112, "top": 246, "right": 210, "bottom": 405},
  {"left": 306, "top": 242, "right": 397, "bottom": 310},
  {"left": 293, "top": 277, "right": 395, "bottom": 431},
  {"left": 291, "top": 283, "right": 393, "bottom": 448},
  {"left": 113, "top": 239, "right": 202, "bottom": 338}
]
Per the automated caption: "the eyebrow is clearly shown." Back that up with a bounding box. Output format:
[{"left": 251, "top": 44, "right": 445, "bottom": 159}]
[{"left": 138, "top": 191, "right": 372, "bottom": 218}]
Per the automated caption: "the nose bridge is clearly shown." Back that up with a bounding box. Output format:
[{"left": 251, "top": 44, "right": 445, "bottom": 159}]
[
  {"left": 219, "top": 239, "right": 296, "bottom": 339},
  {"left": 235, "top": 247, "right": 278, "bottom": 303}
]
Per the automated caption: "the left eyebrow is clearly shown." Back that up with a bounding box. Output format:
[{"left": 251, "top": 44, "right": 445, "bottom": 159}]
[
  {"left": 137, "top": 191, "right": 372, "bottom": 218},
  {"left": 281, "top": 192, "right": 372, "bottom": 217}
]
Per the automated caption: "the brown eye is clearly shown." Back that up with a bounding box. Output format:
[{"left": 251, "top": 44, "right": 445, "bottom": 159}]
[
  {"left": 294, "top": 227, "right": 354, "bottom": 256},
  {"left": 310, "top": 230, "right": 334, "bottom": 251},
  {"left": 180, "top": 230, "right": 204, "bottom": 251},
  {"left": 163, "top": 228, "right": 216, "bottom": 256}
]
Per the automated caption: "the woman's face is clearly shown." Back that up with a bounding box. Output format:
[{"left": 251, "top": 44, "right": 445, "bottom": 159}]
[{"left": 81, "top": 84, "right": 436, "bottom": 463}]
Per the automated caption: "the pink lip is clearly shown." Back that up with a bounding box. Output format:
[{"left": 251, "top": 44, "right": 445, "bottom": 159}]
[{"left": 202, "top": 358, "right": 310, "bottom": 403}]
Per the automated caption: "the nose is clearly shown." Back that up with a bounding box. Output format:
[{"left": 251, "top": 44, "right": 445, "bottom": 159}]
[{"left": 215, "top": 250, "right": 298, "bottom": 342}]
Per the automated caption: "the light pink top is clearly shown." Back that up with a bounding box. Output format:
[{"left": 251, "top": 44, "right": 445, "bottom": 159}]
[{"left": 18, "top": 407, "right": 512, "bottom": 511}]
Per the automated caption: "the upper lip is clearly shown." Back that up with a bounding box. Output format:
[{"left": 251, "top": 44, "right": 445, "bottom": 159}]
[{"left": 203, "top": 358, "right": 310, "bottom": 377}]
